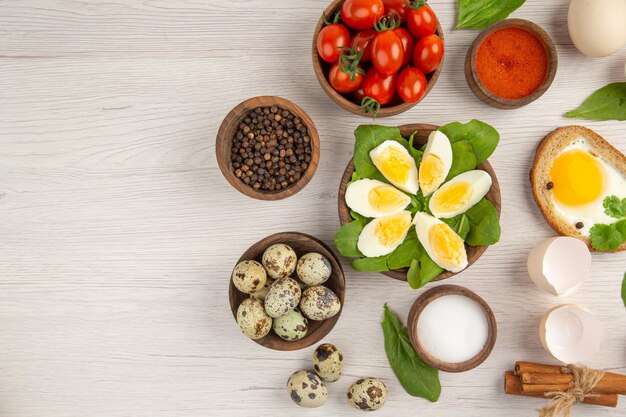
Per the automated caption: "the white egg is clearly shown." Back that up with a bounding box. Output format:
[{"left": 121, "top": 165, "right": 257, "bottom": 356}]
[
  {"left": 568, "top": 0, "right": 626, "bottom": 57},
  {"left": 539, "top": 304, "right": 603, "bottom": 363},
  {"left": 413, "top": 212, "right": 468, "bottom": 273},
  {"left": 549, "top": 139, "right": 626, "bottom": 237},
  {"left": 345, "top": 179, "right": 411, "bottom": 218},
  {"left": 357, "top": 211, "right": 412, "bottom": 257},
  {"left": 369, "top": 140, "right": 419, "bottom": 194},
  {"left": 429, "top": 170, "right": 492, "bottom": 219},
  {"left": 419, "top": 130, "right": 453, "bottom": 196}
]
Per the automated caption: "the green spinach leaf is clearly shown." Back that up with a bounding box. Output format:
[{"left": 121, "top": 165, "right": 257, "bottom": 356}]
[
  {"left": 439, "top": 119, "right": 500, "bottom": 164},
  {"left": 565, "top": 83, "right": 626, "bottom": 121},
  {"left": 456, "top": 0, "right": 526, "bottom": 29},
  {"left": 622, "top": 271, "right": 626, "bottom": 308},
  {"left": 382, "top": 305, "right": 441, "bottom": 401},
  {"left": 407, "top": 131, "right": 425, "bottom": 163},
  {"left": 387, "top": 229, "right": 420, "bottom": 270},
  {"left": 406, "top": 244, "right": 444, "bottom": 290},
  {"left": 353, "top": 125, "right": 403, "bottom": 181},
  {"left": 443, "top": 214, "right": 471, "bottom": 240},
  {"left": 352, "top": 256, "right": 390, "bottom": 272},
  {"left": 448, "top": 140, "right": 478, "bottom": 180},
  {"left": 334, "top": 218, "right": 367, "bottom": 258},
  {"left": 464, "top": 198, "right": 501, "bottom": 246}
]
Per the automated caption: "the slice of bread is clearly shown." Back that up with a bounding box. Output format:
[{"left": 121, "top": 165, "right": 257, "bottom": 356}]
[{"left": 530, "top": 125, "right": 626, "bottom": 252}]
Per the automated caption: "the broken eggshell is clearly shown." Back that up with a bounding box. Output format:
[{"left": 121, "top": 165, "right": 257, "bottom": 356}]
[
  {"left": 527, "top": 237, "right": 591, "bottom": 296},
  {"left": 539, "top": 304, "right": 603, "bottom": 364}
]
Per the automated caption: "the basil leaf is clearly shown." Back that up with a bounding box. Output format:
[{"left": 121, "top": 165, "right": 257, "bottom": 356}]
[
  {"left": 604, "top": 195, "right": 626, "bottom": 219},
  {"left": 565, "top": 83, "right": 626, "bottom": 121},
  {"left": 622, "top": 271, "right": 626, "bottom": 308},
  {"left": 464, "top": 198, "right": 501, "bottom": 246},
  {"left": 382, "top": 305, "right": 441, "bottom": 401},
  {"left": 448, "top": 140, "right": 478, "bottom": 180},
  {"left": 590, "top": 220, "right": 626, "bottom": 252},
  {"left": 439, "top": 119, "right": 500, "bottom": 164},
  {"left": 352, "top": 256, "right": 390, "bottom": 272},
  {"left": 353, "top": 125, "right": 403, "bottom": 181},
  {"left": 334, "top": 218, "right": 367, "bottom": 257},
  {"left": 456, "top": 0, "right": 525, "bottom": 29}
]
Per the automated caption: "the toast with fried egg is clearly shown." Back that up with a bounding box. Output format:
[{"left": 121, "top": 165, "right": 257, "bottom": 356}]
[{"left": 530, "top": 125, "right": 626, "bottom": 252}]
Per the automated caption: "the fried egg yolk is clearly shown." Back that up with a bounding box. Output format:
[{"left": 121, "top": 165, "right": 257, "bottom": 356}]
[{"left": 550, "top": 149, "right": 604, "bottom": 206}]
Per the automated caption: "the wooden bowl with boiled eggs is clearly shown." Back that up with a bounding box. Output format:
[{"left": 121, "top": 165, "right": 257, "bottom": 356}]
[
  {"left": 337, "top": 123, "right": 502, "bottom": 282},
  {"left": 229, "top": 232, "right": 345, "bottom": 351}
]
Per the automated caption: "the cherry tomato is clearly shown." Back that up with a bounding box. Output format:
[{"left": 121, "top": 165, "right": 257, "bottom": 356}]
[
  {"left": 354, "top": 85, "right": 366, "bottom": 101},
  {"left": 382, "top": 0, "right": 408, "bottom": 22},
  {"left": 362, "top": 66, "right": 397, "bottom": 105},
  {"left": 397, "top": 67, "right": 427, "bottom": 103},
  {"left": 407, "top": 4, "right": 437, "bottom": 39},
  {"left": 328, "top": 63, "right": 364, "bottom": 93},
  {"left": 393, "top": 27, "right": 414, "bottom": 68},
  {"left": 413, "top": 34, "right": 443, "bottom": 73},
  {"left": 316, "top": 23, "right": 350, "bottom": 63},
  {"left": 341, "top": 0, "right": 385, "bottom": 31},
  {"left": 371, "top": 30, "right": 404, "bottom": 76},
  {"left": 352, "top": 29, "right": 377, "bottom": 62}
]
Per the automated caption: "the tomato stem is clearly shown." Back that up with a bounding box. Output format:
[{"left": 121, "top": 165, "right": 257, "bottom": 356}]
[
  {"left": 322, "top": 10, "right": 341, "bottom": 26},
  {"left": 374, "top": 15, "right": 401, "bottom": 32},
  {"left": 338, "top": 35, "right": 365, "bottom": 82},
  {"left": 406, "top": 0, "right": 428, "bottom": 10},
  {"left": 360, "top": 97, "right": 381, "bottom": 117}
]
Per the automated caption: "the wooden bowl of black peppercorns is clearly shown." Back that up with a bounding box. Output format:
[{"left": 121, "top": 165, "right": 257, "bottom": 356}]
[{"left": 216, "top": 96, "right": 320, "bottom": 200}]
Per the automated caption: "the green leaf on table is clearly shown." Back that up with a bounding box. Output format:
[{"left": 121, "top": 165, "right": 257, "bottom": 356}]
[
  {"left": 565, "top": 83, "right": 626, "bottom": 121},
  {"left": 352, "top": 256, "right": 390, "bottom": 272},
  {"left": 439, "top": 119, "right": 500, "bottom": 165},
  {"left": 353, "top": 125, "right": 403, "bottom": 181},
  {"left": 464, "top": 198, "right": 501, "bottom": 246},
  {"left": 456, "top": 0, "right": 526, "bottom": 29},
  {"left": 334, "top": 218, "right": 367, "bottom": 258},
  {"left": 382, "top": 305, "right": 441, "bottom": 401},
  {"left": 604, "top": 196, "right": 626, "bottom": 219},
  {"left": 590, "top": 220, "right": 626, "bottom": 252}
]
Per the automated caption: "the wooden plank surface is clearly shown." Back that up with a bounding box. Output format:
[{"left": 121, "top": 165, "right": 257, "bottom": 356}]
[{"left": 0, "top": 1, "right": 625, "bottom": 416}]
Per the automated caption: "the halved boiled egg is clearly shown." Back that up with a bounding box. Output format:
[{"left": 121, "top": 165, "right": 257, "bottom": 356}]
[
  {"left": 419, "top": 130, "right": 453, "bottom": 196},
  {"left": 357, "top": 211, "right": 412, "bottom": 257},
  {"left": 429, "top": 170, "right": 492, "bottom": 219},
  {"left": 370, "top": 140, "right": 419, "bottom": 194},
  {"left": 345, "top": 179, "right": 411, "bottom": 218},
  {"left": 413, "top": 212, "right": 468, "bottom": 273}
]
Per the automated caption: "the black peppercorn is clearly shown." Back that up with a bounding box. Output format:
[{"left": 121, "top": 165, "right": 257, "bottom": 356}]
[
  {"left": 575, "top": 222, "right": 584, "bottom": 229},
  {"left": 546, "top": 182, "right": 554, "bottom": 190}
]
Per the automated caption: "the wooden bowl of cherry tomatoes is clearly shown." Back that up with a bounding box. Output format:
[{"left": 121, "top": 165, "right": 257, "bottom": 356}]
[{"left": 312, "top": 0, "right": 444, "bottom": 118}]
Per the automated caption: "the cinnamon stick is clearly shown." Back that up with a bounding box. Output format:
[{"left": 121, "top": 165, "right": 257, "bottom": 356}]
[
  {"left": 515, "top": 361, "right": 563, "bottom": 375},
  {"left": 518, "top": 368, "right": 626, "bottom": 395},
  {"left": 504, "top": 371, "right": 618, "bottom": 408},
  {"left": 522, "top": 382, "right": 571, "bottom": 394},
  {"left": 520, "top": 372, "right": 574, "bottom": 385}
]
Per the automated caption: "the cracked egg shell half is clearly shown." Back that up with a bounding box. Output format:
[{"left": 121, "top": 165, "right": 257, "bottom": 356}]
[
  {"left": 527, "top": 237, "right": 591, "bottom": 296},
  {"left": 369, "top": 140, "right": 419, "bottom": 194},
  {"left": 539, "top": 304, "right": 603, "bottom": 364},
  {"left": 357, "top": 211, "right": 413, "bottom": 257}
]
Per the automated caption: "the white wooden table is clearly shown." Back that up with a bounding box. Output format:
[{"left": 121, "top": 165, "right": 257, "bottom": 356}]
[{"left": 1, "top": 1, "right": 625, "bottom": 416}]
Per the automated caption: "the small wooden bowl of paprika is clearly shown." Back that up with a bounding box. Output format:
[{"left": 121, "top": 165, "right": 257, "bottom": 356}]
[{"left": 465, "top": 19, "right": 557, "bottom": 109}]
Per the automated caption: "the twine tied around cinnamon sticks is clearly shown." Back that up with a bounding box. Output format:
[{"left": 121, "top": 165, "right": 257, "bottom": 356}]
[{"left": 538, "top": 364, "right": 605, "bottom": 417}]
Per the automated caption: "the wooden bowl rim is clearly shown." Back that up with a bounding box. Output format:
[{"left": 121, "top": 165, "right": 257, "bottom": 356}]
[
  {"left": 337, "top": 123, "right": 502, "bottom": 282},
  {"left": 311, "top": 0, "right": 445, "bottom": 118},
  {"left": 466, "top": 18, "right": 558, "bottom": 109},
  {"left": 228, "top": 232, "right": 346, "bottom": 351},
  {"left": 215, "top": 96, "right": 320, "bottom": 200},
  {"left": 407, "top": 284, "right": 497, "bottom": 372}
]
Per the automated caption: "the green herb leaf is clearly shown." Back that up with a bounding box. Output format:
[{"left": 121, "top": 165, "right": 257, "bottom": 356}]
[
  {"left": 443, "top": 214, "right": 471, "bottom": 241},
  {"left": 590, "top": 220, "right": 626, "bottom": 252},
  {"left": 565, "top": 83, "right": 626, "bottom": 121},
  {"left": 334, "top": 218, "right": 367, "bottom": 258},
  {"left": 448, "top": 140, "right": 478, "bottom": 180},
  {"left": 382, "top": 305, "right": 441, "bottom": 401},
  {"left": 603, "top": 195, "right": 626, "bottom": 219},
  {"left": 456, "top": 0, "right": 525, "bottom": 29},
  {"left": 350, "top": 210, "right": 366, "bottom": 222},
  {"left": 439, "top": 119, "right": 500, "bottom": 165},
  {"left": 622, "top": 271, "right": 626, "bottom": 308},
  {"left": 352, "top": 256, "right": 390, "bottom": 272},
  {"left": 407, "top": 249, "right": 444, "bottom": 290},
  {"left": 353, "top": 125, "right": 403, "bottom": 181},
  {"left": 407, "top": 131, "right": 425, "bottom": 163},
  {"left": 387, "top": 229, "right": 420, "bottom": 270},
  {"left": 464, "top": 198, "right": 501, "bottom": 246}
]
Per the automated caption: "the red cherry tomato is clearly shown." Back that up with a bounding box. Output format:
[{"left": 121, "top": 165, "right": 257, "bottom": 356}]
[
  {"left": 328, "top": 63, "right": 364, "bottom": 93},
  {"left": 316, "top": 23, "right": 350, "bottom": 63},
  {"left": 341, "top": 0, "right": 385, "bottom": 30},
  {"left": 371, "top": 30, "right": 404, "bottom": 76},
  {"left": 352, "top": 29, "right": 377, "bottom": 62},
  {"left": 382, "top": 0, "right": 408, "bottom": 22},
  {"left": 354, "top": 85, "right": 366, "bottom": 101},
  {"left": 362, "top": 66, "right": 397, "bottom": 105},
  {"left": 397, "top": 67, "right": 427, "bottom": 103},
  {"left": 393, "top": 27, "right": 414, "bottom": 68},
  {"left": 413, "top": 34, "right": 443, "bottom": 73},
  {"left": 407, "top": 4, "right": 437, "bottom": 39}
]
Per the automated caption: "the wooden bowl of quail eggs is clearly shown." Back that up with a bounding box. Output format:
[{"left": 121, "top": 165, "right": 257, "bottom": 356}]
[{"left": 229, "top": 232, "right": 345, "bottom": 351}]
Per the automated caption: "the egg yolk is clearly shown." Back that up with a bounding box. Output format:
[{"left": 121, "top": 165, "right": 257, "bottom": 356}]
[
  {"left": 419, "top": 154, "right": 445, "bottom": 194},
  {"left": 430, "top": 182, "right": 472, "bottom": 214},
  {"left": 429, "top": 224, "right": 465, "bottom": 269},
  {"left": 368, "top": 186, "right": 407, "bottom": 213},
  {"left": 374, "top": 212, "right": 411, "bottom": 248},
  {"left": 550, "top": 149, "right": 604, "bottom": 206},
  {"left": 374, "top": 146, "right": 411, "bottom": 185}
]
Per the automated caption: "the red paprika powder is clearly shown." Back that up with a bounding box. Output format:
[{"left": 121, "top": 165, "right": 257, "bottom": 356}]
[{"left": 475, "top": 27, "right": 548, "bottom": 100}]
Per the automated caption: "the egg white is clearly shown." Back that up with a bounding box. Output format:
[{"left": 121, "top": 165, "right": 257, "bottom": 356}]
[
  {"left": 357, "top": 211, "right": 413, "bottom": 257},
  {"left": 413, "top": 212, "right": 468, "bottom": 273},
  {"left": 419, "top": 130, "right": 453, "bottom": 197},
  {"left": 369, "top": 140, "right": 419, "bottom": 195},
  {"left": 429, "top": 170, "right": 492, "bottom": 219},
  {"left": 345, "top": 179, "right": 411, "bottom": 218}
]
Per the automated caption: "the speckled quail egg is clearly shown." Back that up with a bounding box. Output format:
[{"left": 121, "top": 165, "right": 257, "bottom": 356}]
[
  {"left": 250, "top": 278, "right": 274, "bottom": 301},
  {"left": 264, "top": 277, "right": 302, "bottom": 318},
  {"left": 273, "top": 308, "right": 308, "bottom": 341},
  {"left": 231, "top": 260, "right": 267, "bottom": 294},
  {"left": 286, "top": 370, "right": 328, "bottom": 408},
  {"left": 300, "top": 286, "right": 341, "bottom": 321},
  {"left": 297, "top": 253, "right": 332, "bottom": 286},
  {"left": 262, "top": 244, "right": 297, "bottom": 279},
  {"left": 313, "top": 343, "right": 343, "bottom": 382},
  {"left": 236, "top": 298, "right": 272, "bottom": 340},
  {"left": 347, "top": 378, "right": 388, "bottom": 411}
]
